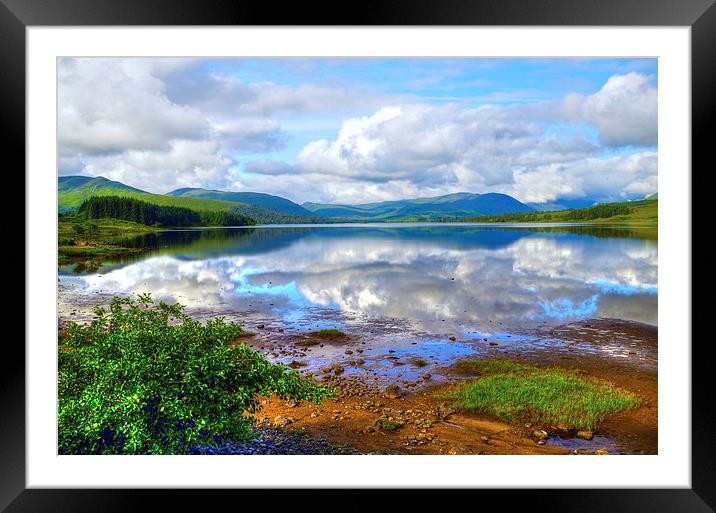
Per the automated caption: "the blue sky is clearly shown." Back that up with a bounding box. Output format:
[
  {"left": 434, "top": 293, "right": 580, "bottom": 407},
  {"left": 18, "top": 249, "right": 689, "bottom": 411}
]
[{"left": 58, "top": 57, "right": 658, "bottom": 205}]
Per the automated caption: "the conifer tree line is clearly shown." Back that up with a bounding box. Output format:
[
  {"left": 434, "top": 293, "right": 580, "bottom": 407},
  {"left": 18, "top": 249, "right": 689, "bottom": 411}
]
[
  {"left": 461, "top": 202, "right": 633, "bottom": 223},
  {"left": 78, "top": 196, "right": 255, "bottom": 227}
]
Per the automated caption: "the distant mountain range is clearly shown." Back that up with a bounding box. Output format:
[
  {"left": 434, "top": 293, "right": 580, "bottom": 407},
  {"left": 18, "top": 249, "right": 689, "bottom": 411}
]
[
  {"left": 303, "top": 192, "right": 534, "bottom": 221},
  {"left": 167, "top": 187, "right": 315, "bottom": 217},
  {"left": 58, "top": 176, "right": 540, "bottom": 224}
]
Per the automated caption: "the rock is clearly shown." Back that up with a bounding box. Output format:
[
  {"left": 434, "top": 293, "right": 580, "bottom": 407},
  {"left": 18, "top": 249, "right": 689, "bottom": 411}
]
[
  {"left": 489, "top": 342, "right": 498, "bottom": 346},
  {"left": 576, "top": 430, "right": 594, "bottom": 441},
  {"left": 345, "top": 349, "right": 353, "bottom": 355},
  {"left": 284, "top": 399, "right": 299, "bottom": 408},
  {"left": 595, "top": 448, "right": 609, "bottom": 455},
  {"left": 288, "top": 360, "right": 305, "bottom": 369},
  {"left": 273, "top": 415, "right": 293, "bottom": 427},
  {"left": 533, "top": 429, "right": 549, "bottom": 441},
  {"left": 374, "top": 417, "right": 405, "bottom": 431},
  {"left": 423, "top": 373, "right": 432, "bottom": 380},
  {"left": 437, "top": 404, "right": 456, "bottom": 420},
  {"left": 383, "top": 384, "right": 401, "bottom": 399},
  {"left": 355, "top": 359, "right": 365, "bottom": 365},
  {"left": 331, "top": 364, "right": 344, "bottom": 375},
  {"left": 448, "top": 335, "right": 457, "bottom": 341},
  {"left": 310, "top": 411, "right": 321, "bottom": 418},
  {"left": 362, "top": 426, "right": 376, "bottom": 434},
  {"left": 257, "top": 324, "right": 265, "bottom": 329}
]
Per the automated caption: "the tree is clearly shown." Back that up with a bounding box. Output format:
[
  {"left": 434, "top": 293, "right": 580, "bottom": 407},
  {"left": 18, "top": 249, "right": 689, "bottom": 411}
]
[{"left": 58, "top": 294, "right": 331, "bottom": 454}]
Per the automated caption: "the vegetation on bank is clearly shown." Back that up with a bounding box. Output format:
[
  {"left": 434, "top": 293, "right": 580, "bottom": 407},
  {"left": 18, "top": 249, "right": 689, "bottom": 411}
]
[
  {"left": 78, "top": 196, "right": 255, "bottom": 227},
  {"left": 58, "top": 295, "right": 332, "bottom": 454},
  {"left": 443, "top": 359, "right": 641, "bottom": 431},
  {"left": 456, "top": 199, "right": 657, "bottom": 226},
  {"left": 59, "top": 177, "right": 322, "bottom": 224},
  {"left": 312, "top": 328, "right": 347, "bottom": 340}
]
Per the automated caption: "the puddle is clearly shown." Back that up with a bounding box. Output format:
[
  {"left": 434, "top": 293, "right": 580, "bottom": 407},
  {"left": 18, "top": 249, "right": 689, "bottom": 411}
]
[{"left": 547, "top": 434, "right": 622, "bottom": 454}]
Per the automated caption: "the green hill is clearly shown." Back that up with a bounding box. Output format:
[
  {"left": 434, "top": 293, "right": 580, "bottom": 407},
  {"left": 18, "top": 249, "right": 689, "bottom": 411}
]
[
  {"left": 303, "top": 192, "right": 534, "bottom": 221},
  {"left": 58, "top": 176, "right": 317, "bottom": 224},
  {"left": 167, "top": 188, "right": 315, "bottom": 217},
  {"left": 464, "top": 198, "right": 658, "bottom": 227}
]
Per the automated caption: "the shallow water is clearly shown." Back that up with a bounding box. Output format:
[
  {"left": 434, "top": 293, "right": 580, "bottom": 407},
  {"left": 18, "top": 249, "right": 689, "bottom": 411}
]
[
  {"left": 59, "top": 223, "right": 657, "bottom": 381},
  {"left": 59, "top": 223, "right": 657, "bottom": 333}
]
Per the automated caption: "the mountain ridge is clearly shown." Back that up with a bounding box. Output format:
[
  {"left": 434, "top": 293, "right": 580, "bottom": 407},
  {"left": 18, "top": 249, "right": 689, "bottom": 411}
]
[
  {"left": 303, "top": 192, "right": 534, "bottom": 221},
  {"left": 60, "top": 176, "right": 538, "bottom": 223}
]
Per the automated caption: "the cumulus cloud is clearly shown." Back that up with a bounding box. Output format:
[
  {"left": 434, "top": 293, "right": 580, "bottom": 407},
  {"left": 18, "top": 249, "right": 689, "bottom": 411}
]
[
  {"left": 59, "top": 58, "right": 209, "bottom": 156},
  {"left": 510, "top": 152, "right": 657, "bottom": 203},
  {"left": 562, "top": 72, "right": 657, "bottom": 147},
  {"left": 58, "top": 59, "right": 658, "bottom": 204},
  {"left": 80, "top": 139, "right": 232, "bottom": 193}
]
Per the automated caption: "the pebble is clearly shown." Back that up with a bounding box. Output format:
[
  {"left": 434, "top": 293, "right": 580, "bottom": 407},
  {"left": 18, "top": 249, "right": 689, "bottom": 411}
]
[
  {"left": 192, "top": 427, "right": 351, "bottom": 455},
  {"left": 383, "top": 384, "right": 401, "bottom": 399},
  {"left": 576, "top": 430, "right": 594, "bottom": 440},
  {"left": 273, "top": 415, "right": 294, "bottom": 427}
]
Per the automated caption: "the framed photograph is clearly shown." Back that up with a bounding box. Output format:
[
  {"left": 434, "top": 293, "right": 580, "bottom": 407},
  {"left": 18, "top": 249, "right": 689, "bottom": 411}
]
[{"left": 4, "top": 0, "right": 714, "bottom": 510}]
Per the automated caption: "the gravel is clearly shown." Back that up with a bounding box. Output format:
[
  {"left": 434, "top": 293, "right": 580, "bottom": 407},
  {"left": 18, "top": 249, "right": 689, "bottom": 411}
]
[{"left": 190, "top": 427, "right": 353, "bottom": 455}]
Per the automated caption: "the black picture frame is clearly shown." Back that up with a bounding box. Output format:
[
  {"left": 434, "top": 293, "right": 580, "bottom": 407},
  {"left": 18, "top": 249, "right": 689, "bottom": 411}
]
[{"left": 2, "top": 0, "right": 714, "bottom": 511}]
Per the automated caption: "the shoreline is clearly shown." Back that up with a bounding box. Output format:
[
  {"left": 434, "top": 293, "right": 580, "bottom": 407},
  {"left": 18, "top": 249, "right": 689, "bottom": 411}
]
[
  {"left": 58, "top": 284, "right": 657, "bottom": 455},
  {"left": 243, "top": 319, "right": 657, "bottom": 455}
]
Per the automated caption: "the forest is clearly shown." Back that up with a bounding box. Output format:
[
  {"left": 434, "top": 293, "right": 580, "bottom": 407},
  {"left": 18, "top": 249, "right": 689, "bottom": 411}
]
[{"left": 77, "top": 196, "right": 256, "bottom": 227}]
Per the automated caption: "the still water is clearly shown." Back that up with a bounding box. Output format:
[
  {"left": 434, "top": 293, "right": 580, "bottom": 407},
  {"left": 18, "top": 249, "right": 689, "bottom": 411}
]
[{"left": 59, "top": 223, "right": 657, "bottom": 336}]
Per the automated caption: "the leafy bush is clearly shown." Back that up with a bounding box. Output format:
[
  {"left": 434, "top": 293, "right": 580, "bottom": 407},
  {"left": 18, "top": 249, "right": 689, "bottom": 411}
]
[{"left": 58, "top": 294, "right": 331, "bottom": 454}]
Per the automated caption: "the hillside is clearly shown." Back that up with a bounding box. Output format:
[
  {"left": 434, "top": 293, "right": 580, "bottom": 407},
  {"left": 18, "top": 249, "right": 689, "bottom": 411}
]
[
  {"left": 303, "top": 192, "right": 534, "bottom": 221},
  {"left": 58, "top": 176, "right": 318, "bottom": 224},
  {"left": 167, "top": 188, "right": 315, "bottom": 217},
  {"left": 463, "top": 198, "right": 658, "bottom": 227}
]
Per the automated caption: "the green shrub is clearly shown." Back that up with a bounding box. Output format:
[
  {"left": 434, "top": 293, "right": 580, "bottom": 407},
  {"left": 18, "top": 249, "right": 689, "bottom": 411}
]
[{"left": 58, "top": 294, "right": 331, "bottom": 454}]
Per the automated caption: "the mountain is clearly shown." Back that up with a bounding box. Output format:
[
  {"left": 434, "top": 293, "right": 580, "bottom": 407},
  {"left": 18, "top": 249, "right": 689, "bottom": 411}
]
[
  {"left": 58, "top": 175, "right": 145, "bottom": 195},
  {"left": 527, "top": 198, "right": 597, "bottom": 212},
  {"left": 58, "top": 177, "right": 533, "bottom": 224},
  {"left": 646, "top": 193, "right": 658, "bottom": 200},
  {"left": 303, "top": 192, "right": 534, "bottom": 221},
  {"left": 58, "top": 176, "right": 317, "bottom": 224},
  {"left": 167, "top": 188, "right": 315, "bottom": 217}
]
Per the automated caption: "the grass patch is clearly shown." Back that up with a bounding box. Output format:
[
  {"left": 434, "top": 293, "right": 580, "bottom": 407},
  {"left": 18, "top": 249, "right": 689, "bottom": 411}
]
[
  {"left": 413, "top": 358, "right": 429, "bottom": 368},
  {"left": 374, "top": 417, "right": 405, "bottom": 431},
  {"left": 442, "top": 359, "right": 641, "bottom": 431},
  {"left": 311, "top": 328, "right": 347, "bottom": 340}
]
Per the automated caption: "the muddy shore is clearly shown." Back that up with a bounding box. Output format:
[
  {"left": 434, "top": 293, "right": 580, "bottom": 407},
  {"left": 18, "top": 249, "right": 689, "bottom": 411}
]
[
  {"left": 58, "top": 282, "right": 657, "bottom": 455},
  {"left": 240, "top": 319, "right": 657, "bottom": 455}
]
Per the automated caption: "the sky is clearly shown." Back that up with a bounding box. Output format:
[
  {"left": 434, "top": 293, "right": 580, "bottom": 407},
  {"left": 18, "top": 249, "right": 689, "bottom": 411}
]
[{"left": 58, "top": 57, "right": 657, "bottom": 206}]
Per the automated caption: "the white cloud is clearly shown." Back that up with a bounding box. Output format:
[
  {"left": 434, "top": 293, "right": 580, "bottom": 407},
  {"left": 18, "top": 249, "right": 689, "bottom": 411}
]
[
  {"left": 59, "top": 58, "right": 209, "bottom": 156},
  {"left": 81, "top": 140, "right": 231, "bottom": 194},
  {"left": 563, "top": 72, "right": 657, "bottom": 147},
  {"left": 510, "top": 152, "right": 657, "bottom": 203},
  {"left": 58, "top": 60, "right": 658, "bottom": 204}
]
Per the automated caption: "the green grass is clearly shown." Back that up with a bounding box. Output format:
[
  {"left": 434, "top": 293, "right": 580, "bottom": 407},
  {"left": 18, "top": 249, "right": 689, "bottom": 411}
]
[
  {"left": 374, "top": 417, "right": 405, "bottom": 431},
  {"left": 58, "top": 217, "right": 159, "bottom": 266},
  {"left": 312, "top": 329, "right": 347, "bottom": 340},
  {"left": 442, "top": 359, "right": 641, "bottom": 431},
  {"left": 413, "top": 358, "right": 429, "bottom": 368},
  {"left": 463, "top": 199, "right": 657, "bottom": 227}
]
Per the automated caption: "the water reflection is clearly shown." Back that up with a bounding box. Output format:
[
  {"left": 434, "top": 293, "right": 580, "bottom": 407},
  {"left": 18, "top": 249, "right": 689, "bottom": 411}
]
[{"left": 59, "top": 224, "right": 657, "bottom": 333}]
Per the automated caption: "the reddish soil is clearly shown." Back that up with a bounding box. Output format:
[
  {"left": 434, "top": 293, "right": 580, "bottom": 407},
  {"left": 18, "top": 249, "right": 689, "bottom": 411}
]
[{"left": 249, "top": 319, "right": 657, "bottom": 455}]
